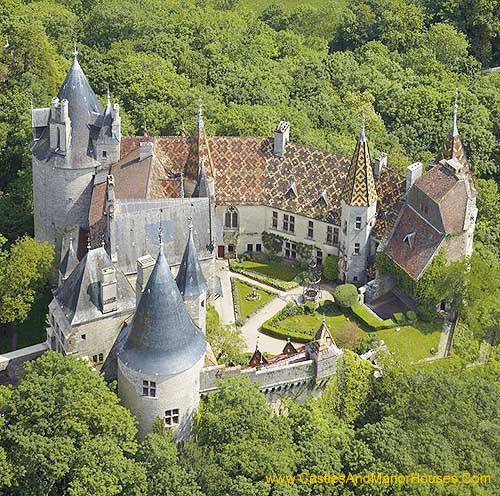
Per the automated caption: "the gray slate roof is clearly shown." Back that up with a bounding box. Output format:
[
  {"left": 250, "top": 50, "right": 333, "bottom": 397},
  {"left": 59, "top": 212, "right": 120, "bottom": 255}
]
[
  {"left": 59, "top": 237, "right": 79, "bottom": 281},
  {"left": 192, "top": 162, "right": 210, "bottom": 198},
  {"left": 110, "top": 197, "right": 212, "bottom": 275},
  {"left": 175, "top": 226, "right": 208, "bottom": 299},
  {"left": 53, "top": 246, "right": 135, "bottom": 325},
  {"left": 119, "top": 244, "right": 206, "bottom": 377}
]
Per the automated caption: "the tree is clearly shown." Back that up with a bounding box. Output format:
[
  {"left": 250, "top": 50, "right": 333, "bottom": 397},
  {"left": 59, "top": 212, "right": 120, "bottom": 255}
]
[
  {"left": 0, "top": 352, "right": 146, "bottom": 496},
  {"left": 333, "top": 284, "right": 358, "bottom": 308},
  {"left": 0, "top": 235, "right": 53, "bottom": 348},
  {"left": 323, "top": 254, "right": 338, "bottom": 281}
]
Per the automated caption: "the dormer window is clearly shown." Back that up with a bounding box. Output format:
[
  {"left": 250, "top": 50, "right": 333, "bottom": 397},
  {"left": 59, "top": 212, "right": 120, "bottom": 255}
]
[
  {"left": 102, "top": 150, "right": 107, "bottom": 158},
  {"left": 285, "top": 181, "right": 297, "bottom": 199},
  {"left": 317, "top": 190, "right": 328, "bottom": 207}
]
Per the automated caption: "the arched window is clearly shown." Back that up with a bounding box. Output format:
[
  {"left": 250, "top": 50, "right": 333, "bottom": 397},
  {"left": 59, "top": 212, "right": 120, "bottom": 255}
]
[{"left": 225, "top": 207, "right": 238, "bottom": 228}]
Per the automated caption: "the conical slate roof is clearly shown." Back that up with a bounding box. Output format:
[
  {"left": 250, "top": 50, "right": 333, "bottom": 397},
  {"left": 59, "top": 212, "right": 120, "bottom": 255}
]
[
  {"left": 176, "top": 225, "right": 208, "bottom": 299},
  {"left": 57, "top": 51, "right": 103, "bottom": 166},
  {"left": 120, "top": 243, "right": 206, "bottom": 377},
  {"left": 59, "top": 237, "right": 79, "bottom": 281},
  {"left": 192, "top": 161, "right": 210, "bottom": 198},
  {"left": 342, "top": 118, "right": 377, "bottom": 207}
]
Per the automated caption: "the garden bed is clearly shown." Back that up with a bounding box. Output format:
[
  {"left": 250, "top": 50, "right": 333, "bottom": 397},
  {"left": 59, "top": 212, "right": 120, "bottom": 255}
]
[
  {"left": 229, "top": 257, "right": 304, "bottom": 290},
  {"left": 231, "top": 278, "right": 275, "bottom": 324}
]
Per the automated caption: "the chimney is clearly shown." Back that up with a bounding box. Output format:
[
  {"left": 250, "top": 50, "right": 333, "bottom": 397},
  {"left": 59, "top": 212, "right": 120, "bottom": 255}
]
[
  {"left": 273, "top": 121, "right": 290, "bottom": 157},
  {"left": 136, "top": 255, "right": 155, "bottom": 307},
  {"left": 406, "top": 162, "right": 423, "bottom": 192},
  {"left": 100, "top": 266, "right": 117, "bottom": 314},
  {"left": 373, "top": 152, "right": 387, "bottom": 179},
  {"left": 139, "top": 141, "right": 154, "bottom": 161}
]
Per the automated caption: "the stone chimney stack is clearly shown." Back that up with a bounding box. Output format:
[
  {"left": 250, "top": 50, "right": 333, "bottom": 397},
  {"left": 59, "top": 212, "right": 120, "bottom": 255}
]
[
  {"left": 273, "top": 121, "right": 290, "bottom": 157},
  {"left": 406, "top": 162, "right": 423, "bottom": 193},
  {"left": 111, "top": 103, "right": 121, "bottom": 142},
  {"left": 139, "top": 141, "right": 154, "bottom": 161},
  {"left": 136, "top": 255, "right": 155, "bottom": 307},
  {"left": 100, "top": 266, "right": 117, "bottom": 314},
  {"left": 373, "top": 152, "right": 387, "bottom": 179}
]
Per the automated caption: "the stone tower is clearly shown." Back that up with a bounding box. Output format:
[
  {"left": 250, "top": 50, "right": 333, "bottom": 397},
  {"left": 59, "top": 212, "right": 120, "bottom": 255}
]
[
  {"left": 338, "top": 118, "right": 378, "bottom": 284},
  {"left": 31, "top": 47, "right": 121, "bottom": 247},
  {"left": 176, "top": 222, "right": 208, "bottom": 334},
  {"left": 118, "top": 233, "right": 206, "bottom": 440}
]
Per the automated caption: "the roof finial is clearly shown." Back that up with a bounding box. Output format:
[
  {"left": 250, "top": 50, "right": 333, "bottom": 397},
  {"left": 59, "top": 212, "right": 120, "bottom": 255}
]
[
  {"left": 87, "top": 237, "right": 91, "bottom": 251},
  {"left": 255, "top": 335, "right": 260, "bottom": 352},
  {"left": 72, "top": 42, "right": 78, "bottom": 60},
  {"left": 187, "top": 216, "right": 193, "bottom": 233},
  {"left": 452, "top": 90, "right": 459, "bottom": 137},
  {"left": 198, "top": 96, "right": 204, "bottom": 129},
  {"left": 158, "top": 208, "right": 164, "bottom": 247},
  {"left": 106, "top": 84, "right": 111, "bottom": 107},
  {"left": 360, "top": 114, "right": 366, "bottom": 142}
]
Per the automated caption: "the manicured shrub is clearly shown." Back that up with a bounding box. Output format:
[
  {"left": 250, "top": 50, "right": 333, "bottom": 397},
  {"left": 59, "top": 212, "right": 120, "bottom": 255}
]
[
  {"left": 406, "top": 310, "right": 417, "bottom": 322},
  {"left": 281, "top": 302, "right": 303, "bottom": 318},
  {"left": 323, "top": 254, "right": 339, "bottom": 281},
  {"left": 393, "top": 312, "right": 406, "bottom": 324},
  {"left": 333, "top": 284, "right": 358, "bottom": 308},
  {"left": 319, "top": 300, "right": 339, "bottom": 315},
  {"left": 303, "top": 301, "right": 317, "bottom": 314}
]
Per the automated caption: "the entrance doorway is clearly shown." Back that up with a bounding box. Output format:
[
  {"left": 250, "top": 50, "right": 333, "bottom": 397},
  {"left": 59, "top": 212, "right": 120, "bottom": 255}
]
[{"left": 217, "top": 245, "right": 225, "bottom": 258}]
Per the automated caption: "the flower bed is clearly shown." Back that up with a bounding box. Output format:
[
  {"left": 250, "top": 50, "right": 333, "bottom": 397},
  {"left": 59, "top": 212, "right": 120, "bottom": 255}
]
[{"left": 231, "top": 278, "right": 275, "bottom": 325}]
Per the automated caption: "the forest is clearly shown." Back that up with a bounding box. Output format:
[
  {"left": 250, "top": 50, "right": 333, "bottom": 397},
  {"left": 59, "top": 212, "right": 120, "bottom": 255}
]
[{"left": 0, "top": 0, "right": 499, "bottom": 493}]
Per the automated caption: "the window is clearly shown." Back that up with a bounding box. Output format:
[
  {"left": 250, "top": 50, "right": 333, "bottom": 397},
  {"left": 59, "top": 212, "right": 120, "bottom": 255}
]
[
  {"left": 81, "top": 334, "right": 86, "bottom": 340},
  {"left": 224, "top": 207, "right": 238, "bottom": 228},
  {"left": 289, "top": 215, "right": 295, "bottom": 233},
  {"left": 201, "top": 300, "right": 205, "bottom": 308},
  {"left": 255, "top": 243, "right": 262, "bottom": 252},
  {"left": 272, "top": 211, "right": 278, "bottom": 229},
  {"left": 102, "top": 150, "right": 107, "bottom": 158},
  {"left": 354, "top": 243, "right": 360, "bottom": 255},
  {"left": 307, "top": 221, "right": 314, "bottom": 239},
  {"left": 283, "top": 214, "right": 289, "bottom": 231},
  {"left": 355, "top": 216, "right": 362, "bottom": 230},
  {"left": 92, "top": 353, "right": 104, "bottom": 364},
  {"left": 333, "top": 227, "right": 339, "bottom": 245},
  {"left": 143, "top": 380, "right": 156, "bottom": 398},
  {"left": 353, "top": 276, "right": 358, "bottom": 282},
  {"left": 247, "top": 244, "right": 253, "bottom": 252},
  {"left": 326, "top": 226, "right": 333, "bottom": 244},
  {"left": 165, "top": 408, "right": 179, "bottom": 426},
  {"left": 343, "top": 221, "right": 347, "bottom": 234},
  {"left": 284, "top": 241, "right": 297, "bottom": 259},
  {"left": 228, "top": 244, "right": 234, "bottom": 253},
  {"left": 316, "top": 249, "right": 323, "bottom": 266}
]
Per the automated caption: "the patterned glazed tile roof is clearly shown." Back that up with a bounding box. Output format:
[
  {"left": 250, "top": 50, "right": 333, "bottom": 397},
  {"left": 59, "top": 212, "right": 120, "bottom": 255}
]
[
  {"left": 384, "top": 205, "right": 445, "bottom": 280},
  {"left": 90, "top": 135, "right": 407, "bottom": 242},
  {"left": 342, "top": 126, "right": 378, "bottom": 207}
]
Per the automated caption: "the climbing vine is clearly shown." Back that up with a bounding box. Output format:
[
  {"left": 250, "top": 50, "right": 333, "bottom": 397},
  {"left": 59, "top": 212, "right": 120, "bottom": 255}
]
[{"left": 261, "top": 231, "right": 314, "bottom": 261}]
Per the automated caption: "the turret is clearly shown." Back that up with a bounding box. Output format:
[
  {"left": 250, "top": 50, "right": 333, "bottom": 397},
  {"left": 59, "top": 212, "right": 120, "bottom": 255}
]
[
  {"left": 95, "top": 85, "right": 121, "bottom": 165},
  {"left": 338, "top": 117, "right": 378, "bottom": 285},
  {"left": 118, "top": 229, "right": 206, "bottom": 440},
  {"left": 175, "top": 221, "right": 208, "bottom": 334}
]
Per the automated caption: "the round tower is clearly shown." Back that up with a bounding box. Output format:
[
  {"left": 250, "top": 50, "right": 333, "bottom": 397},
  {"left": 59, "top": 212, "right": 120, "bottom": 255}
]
[
  {"left": 175, "top": 221, "right": 208, "bottom": 334},
  {"left": 31, "top": 47, "right": 120, "bottom": 247},
  {"left": 117, "top": 233, "right": 206, "bottom": 440}
]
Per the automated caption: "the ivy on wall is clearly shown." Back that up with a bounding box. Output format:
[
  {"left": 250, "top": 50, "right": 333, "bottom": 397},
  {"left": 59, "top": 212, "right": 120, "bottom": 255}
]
[{"left": 261, "top": 231, "right": 314, "bottom": 261}]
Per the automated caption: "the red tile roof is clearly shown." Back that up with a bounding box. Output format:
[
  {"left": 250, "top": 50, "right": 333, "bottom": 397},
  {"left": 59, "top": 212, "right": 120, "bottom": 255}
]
[{"left": 384, "top": 206, "right": 445, "bottom": 280}]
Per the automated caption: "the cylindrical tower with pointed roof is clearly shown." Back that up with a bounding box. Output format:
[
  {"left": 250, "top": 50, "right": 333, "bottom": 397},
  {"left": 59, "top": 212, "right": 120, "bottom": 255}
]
[
  {"left": 31, "top": 47, "right": 120, "bottom": 247},
  {"left": 117, "top": 237, "right": 206, "bottom": 440}
]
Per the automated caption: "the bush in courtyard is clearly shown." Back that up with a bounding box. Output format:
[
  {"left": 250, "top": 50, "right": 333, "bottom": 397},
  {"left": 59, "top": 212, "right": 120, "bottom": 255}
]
[
  {"left": 417, "top": 304, "right": 435, "bottom": 322},
  {"left": 303, "top": 301, "right": 317, "bottom": 314},
  {"left": 393, "top": 312, "right": 406, "bottom": 324},
  {"left": 406, "top": 310, "right": 417, "bottom": 323},
  {"left": 281, "top": 302, "right": 303, "bottom": 318},
  {"left": 323, "top": 255, "right": 339, "bottom": 280},
  {"left": 319, "top": 300, "right": 339, "bottom": 315},
  {"left": 354, "top": 333, "right": 380, "bottom": 355},
  {"left": 334, "top": 284, "right": 358, "bottom": 308}
]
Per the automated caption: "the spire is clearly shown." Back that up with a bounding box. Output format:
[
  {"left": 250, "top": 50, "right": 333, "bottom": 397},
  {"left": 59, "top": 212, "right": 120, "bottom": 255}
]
[
  {"left": 72, "top": 42, "right": 78, "bottom": 61},
  {"left": 342, "top": 117, "right": 377, "bottom": 207},
  {"left": 59, "top": 235, "right": 79, "bottom": 281},
  {"left": 120, "top": 242, "right": 206, "bottom": 377},
  {"left": 57, "top": 44, "right": 103, "bottom": 166},
  {"left": 198, "top": 95, "right": 204, "bottom": 129},
  {"left": 192, "top": 159, "right": 210, "bottom": 198},
  {"left": 248, "top": 338, "right": 269, "bottom": 367},
  {"left": 105, "top": 84, "right": 112, "bottom": 113},
  {"left": 175, "top": 219, "right": 208, "bottom": 299},
  {"left": 438, "top": 91, "right": 466, "bottom": 164}
]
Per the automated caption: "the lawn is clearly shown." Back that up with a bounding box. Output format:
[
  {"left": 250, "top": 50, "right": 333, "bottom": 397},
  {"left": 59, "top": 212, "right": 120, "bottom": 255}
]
[
  {"left": 232, "top": 279, "right": 275, "bottom": 320},
  {"left": 0, "top": 287, "right": 51, "bottom": 353},
  {"left": 273, "top": 303, "right": 442, "bottom": 363}
]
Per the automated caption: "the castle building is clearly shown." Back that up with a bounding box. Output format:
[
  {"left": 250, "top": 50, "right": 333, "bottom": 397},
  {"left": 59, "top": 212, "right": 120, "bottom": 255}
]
[{"left": 33, "top": 52, "right": 476, "bottom": 439}]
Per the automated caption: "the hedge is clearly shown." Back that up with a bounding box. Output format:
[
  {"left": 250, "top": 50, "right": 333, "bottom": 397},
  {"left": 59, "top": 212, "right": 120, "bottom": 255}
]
[
  {"left": 260, "top": 320, "right": 312, "bottom": 343},
  {"left": 351, "top": 303, "right": 396, "bottom": 330},
  {"left": 228, "top": 260, "right": 299, "bottom": 290}
]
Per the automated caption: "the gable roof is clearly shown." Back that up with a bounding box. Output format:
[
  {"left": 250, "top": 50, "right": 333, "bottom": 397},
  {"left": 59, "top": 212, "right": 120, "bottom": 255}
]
[
  {"left": 119, "top": 243, "right": 206, "bottom": 377},
  {"left": 59, "top": 236, "right": 79, "bottom": 281},
  {"left": 53, "top": 246, "right": 135, "bottom": 325}
]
